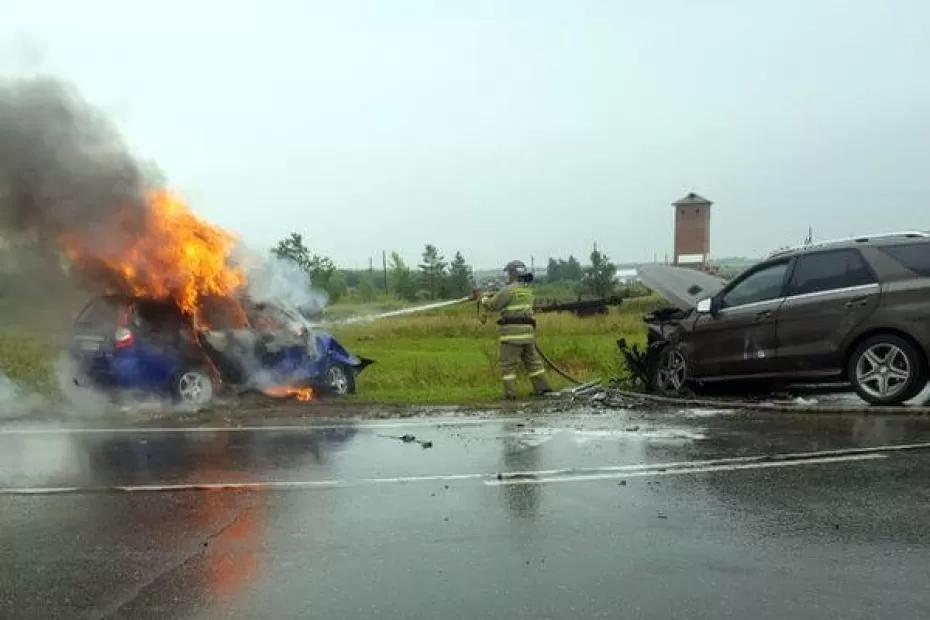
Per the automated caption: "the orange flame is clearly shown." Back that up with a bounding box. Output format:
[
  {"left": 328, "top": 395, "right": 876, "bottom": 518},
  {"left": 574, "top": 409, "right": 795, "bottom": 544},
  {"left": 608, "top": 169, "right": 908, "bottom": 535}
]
[
  {"left": 60, "top": 189, "right": 245, "bottom": 320},
  {"left": 263, "top": 386, "right": 314, "bottom": 402}
]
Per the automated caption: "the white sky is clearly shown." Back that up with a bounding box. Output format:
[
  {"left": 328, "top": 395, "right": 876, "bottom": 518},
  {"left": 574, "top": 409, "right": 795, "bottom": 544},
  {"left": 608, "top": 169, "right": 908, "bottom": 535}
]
[{"left": 3, "top": 0, "right": 929, "bottom": 268}]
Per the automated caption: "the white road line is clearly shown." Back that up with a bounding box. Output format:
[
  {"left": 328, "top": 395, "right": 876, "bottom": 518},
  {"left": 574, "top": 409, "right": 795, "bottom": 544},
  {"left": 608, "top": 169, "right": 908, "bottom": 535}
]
[
  {"left": 0, "top": 445, "right": 913, "bottom": 495},
  {"left": 485, "top": 453, "right": 886, "bottom": 486}
]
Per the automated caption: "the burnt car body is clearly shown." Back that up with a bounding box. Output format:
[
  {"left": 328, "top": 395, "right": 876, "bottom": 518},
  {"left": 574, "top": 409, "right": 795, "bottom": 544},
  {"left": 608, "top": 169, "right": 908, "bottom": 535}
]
[
  {"left": 625, "top": 232, "right": 930, "bottom": 405},
  {"left": 70, "top": 295, "right": 372, "bottom": 405}
]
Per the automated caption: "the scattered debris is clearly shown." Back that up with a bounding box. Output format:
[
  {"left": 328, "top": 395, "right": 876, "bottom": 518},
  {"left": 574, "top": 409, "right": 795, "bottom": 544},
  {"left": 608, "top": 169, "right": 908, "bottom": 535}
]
[{"left": 379, "top": 433, "right": 434, "bottom": 449}]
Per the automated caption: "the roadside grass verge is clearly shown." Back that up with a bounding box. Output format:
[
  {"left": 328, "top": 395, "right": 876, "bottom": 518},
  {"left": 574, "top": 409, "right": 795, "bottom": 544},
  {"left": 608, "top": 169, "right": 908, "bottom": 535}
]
[
  {"left": 0, "top": 329, "right": 60, "bottom": 396},
  {"left": 332, "top": 295, "right": 664, "bottom": 405}
]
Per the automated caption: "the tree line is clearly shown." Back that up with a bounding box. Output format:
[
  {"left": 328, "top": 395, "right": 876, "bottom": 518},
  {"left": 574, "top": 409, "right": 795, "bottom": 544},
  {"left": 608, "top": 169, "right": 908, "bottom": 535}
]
[
  {"left": 544, "top": 248, "right": 619, "bottom": 298},
  {"left": 271, "top": 233, "right": 628, "bottom": 304},
  {"left": 271, "top": 233, "right": 474, "bottom": 303}
]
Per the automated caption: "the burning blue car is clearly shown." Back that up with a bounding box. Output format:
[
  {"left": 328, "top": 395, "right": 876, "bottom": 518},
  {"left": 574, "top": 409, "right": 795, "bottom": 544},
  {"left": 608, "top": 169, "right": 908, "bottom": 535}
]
[{"left": 70, "top": 295, "right": 372, "bottom": 406}]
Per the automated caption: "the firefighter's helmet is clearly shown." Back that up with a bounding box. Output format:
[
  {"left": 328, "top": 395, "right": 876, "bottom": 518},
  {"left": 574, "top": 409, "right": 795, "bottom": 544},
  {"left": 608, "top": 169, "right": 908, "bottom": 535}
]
[{"left": 504, "top": 260, "right": 528, "bottom": 277}]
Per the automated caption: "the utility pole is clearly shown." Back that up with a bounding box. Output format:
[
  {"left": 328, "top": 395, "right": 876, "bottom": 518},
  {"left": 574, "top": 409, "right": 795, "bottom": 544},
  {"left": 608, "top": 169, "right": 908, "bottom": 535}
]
[
  {"left": 382, "top": 251, "right": 388, "bottom": 294},
  {"left": 530, "top": 255, "right": 535, "bottom": 274}
]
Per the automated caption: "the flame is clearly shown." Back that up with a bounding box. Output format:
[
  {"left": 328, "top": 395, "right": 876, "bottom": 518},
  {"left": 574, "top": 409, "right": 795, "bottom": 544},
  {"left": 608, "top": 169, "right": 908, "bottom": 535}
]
[
  {"left": 60, "top": 189, "right": 246, "bottom": 321},
  {"left": 263, "top": 386, "right": 314, "bottom": 402}
]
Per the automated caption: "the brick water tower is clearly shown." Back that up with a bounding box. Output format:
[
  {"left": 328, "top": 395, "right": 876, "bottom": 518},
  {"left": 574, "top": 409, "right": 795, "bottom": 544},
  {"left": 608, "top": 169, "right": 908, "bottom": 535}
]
[{"left": 672, "top": 192, "right": 712, "bottom": 266}]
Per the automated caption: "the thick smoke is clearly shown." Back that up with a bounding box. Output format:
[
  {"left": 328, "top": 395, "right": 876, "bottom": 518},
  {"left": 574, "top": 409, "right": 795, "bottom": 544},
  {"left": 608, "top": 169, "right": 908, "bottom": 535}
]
[
  {"left": 0, "top": 370, "right": 45, "bottom": 419},
  {"left": 246, "top": 257, "right": 328, "bottom": 326},
  {"left": 0, "top": 77, "right": 150, "bottom": 269}
]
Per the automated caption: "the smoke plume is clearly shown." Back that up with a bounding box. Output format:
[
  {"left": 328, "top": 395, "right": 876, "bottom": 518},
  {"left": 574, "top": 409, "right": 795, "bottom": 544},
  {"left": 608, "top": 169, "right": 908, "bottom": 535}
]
[{"left": 0, "top": 77, "right": 149, "bottom": 272}]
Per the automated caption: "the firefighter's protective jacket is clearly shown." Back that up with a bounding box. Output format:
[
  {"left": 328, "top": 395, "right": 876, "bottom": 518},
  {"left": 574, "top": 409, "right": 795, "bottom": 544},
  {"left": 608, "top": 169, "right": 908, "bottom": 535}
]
[{"left": 481, "top": 282, "right": 536, "bottom": 344}]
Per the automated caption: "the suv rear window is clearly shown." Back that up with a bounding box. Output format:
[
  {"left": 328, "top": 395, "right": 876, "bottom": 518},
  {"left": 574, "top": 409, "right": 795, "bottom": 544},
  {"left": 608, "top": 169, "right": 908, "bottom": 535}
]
[
  {"left": 788, "top": 249, "right": 875, "bottom": 296},
  {"left": 879, "top": 243, "right": 930, "bottom": 276}
]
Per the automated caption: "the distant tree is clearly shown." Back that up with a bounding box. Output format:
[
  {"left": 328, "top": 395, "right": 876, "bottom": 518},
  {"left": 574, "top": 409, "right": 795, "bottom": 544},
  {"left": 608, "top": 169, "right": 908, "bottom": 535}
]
[
  {"left": 357, "top": 272, "right": 376, "bottom": 302},
  {"left": 272, "top": 233, "right": 311, "bottom": 269},
  {"left": 583, "top": 247, "right": 617, "bottom": 297},
  {"left": 389, "top": 252, "right": 418, "bottom": 301},
  {"left": 447, "top": 251, "right": 474, "bottom": 297},
  {"left": 327, "top": 271, "right": 347, "bottom": 302},
  {"left": 546, "top": 258, "right": 561, "bottom": 282},
  {"left": 418, "top": 244, "right": 448, "bottom": 300},
  {"left": 271, "top": 232, "right": 337, "bottom": 294},
  {"left": 545, "top": 255, "right": 584, "bottom": 283}
]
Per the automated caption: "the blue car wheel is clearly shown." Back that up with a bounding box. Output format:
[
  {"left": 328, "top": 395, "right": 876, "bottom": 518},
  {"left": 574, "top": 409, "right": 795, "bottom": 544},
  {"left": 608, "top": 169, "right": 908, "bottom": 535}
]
[
  {"left": 324, "top": 364, "right": 356, "bottom": 395},
  {"left": 174, "top": 369, "right": 214, "bottom": 407}
]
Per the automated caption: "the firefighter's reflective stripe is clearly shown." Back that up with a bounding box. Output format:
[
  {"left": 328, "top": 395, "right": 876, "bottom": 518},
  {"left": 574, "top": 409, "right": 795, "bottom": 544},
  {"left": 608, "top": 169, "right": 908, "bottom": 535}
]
[
  {"left": 500, "top": 334, "right": 534, "bottom": 343},
  {"left": 500, "top": 286, "right": 534, "bottom": 320},
  {"left": 528, "top": 368, "right": 546, "bottom": 377}
]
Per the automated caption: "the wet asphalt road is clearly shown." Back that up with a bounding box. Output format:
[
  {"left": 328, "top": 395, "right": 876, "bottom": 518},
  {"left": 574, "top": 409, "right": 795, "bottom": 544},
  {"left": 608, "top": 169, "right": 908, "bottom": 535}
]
[{"left": 2, "top": 406, "right": 930, "bottom": 619}]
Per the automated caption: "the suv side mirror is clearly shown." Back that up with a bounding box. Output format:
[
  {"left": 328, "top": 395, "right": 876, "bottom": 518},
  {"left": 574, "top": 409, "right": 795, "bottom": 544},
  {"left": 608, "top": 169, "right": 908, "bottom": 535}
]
[{"left": 696, "top": 298, "right": 713, "bottom": 314}]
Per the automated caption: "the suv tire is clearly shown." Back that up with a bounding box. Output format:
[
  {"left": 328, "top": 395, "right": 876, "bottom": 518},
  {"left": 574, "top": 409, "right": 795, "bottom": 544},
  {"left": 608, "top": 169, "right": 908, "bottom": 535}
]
[
  {"left": 848, "top": 334, "right": 926, "bottom": 406},
  {"left": 647, "top": 344, "right": 690, "bottom": 397}
]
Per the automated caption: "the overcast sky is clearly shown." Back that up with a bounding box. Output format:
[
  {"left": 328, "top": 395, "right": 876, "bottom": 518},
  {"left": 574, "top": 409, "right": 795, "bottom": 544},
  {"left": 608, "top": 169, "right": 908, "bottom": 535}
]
[{"left": 3, "top": 0, "right": 929, "bottom": 268}]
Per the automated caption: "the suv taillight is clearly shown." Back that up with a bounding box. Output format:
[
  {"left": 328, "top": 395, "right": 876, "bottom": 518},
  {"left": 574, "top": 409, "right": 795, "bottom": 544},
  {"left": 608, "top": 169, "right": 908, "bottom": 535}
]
[{"left": 115, "top": 307, "right": 135, "bottom": 349}]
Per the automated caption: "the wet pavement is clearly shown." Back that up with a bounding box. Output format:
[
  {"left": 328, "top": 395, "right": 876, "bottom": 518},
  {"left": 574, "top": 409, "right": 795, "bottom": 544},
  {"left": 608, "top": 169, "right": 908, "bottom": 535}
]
[{"left": 2, "top": 406, "right": 930, "bottom": 619}]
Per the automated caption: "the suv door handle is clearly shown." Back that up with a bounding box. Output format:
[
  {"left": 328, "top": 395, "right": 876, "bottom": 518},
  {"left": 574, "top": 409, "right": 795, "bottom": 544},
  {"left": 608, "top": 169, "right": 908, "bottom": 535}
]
[
  {"left": 845, "top": 296, "right": 871, "bottom": 309},
  {"left": 756, "top": 310, "right": 774, "bottom": 320}
]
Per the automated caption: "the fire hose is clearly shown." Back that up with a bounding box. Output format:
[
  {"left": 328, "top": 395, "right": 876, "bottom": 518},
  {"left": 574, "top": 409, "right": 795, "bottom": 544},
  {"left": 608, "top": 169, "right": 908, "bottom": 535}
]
[{"left": 534, "top": 343, "right": 584, "bottom": 386}]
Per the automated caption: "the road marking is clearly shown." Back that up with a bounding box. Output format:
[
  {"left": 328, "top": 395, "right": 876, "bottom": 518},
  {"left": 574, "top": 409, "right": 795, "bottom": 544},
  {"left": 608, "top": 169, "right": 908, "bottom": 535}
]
[
  {"left": 485, "top": 453, "right": 885, "bottom": 486},
  {"left": 0, "top": 444, "right": 915, "bottom": 495}
]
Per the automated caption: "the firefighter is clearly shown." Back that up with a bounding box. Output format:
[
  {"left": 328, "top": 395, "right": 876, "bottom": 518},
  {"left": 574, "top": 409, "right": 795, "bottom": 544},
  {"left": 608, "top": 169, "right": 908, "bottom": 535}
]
[{"left": 480, "top": 260, "right": 553, "bottom": 400}]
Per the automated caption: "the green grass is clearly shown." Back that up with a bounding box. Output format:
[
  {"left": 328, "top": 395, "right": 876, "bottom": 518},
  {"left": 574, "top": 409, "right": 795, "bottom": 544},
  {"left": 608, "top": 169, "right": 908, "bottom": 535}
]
[
  {"left": 332, "top": 294, "right": 664, "bottom": 404},
  {"left": 0, "top": 329, "right": 60, "bottom": 396}
]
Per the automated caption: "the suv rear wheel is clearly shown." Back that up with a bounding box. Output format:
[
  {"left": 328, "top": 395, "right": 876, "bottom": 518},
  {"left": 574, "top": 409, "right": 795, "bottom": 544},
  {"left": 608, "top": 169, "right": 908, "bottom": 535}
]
[{"left": 849, "top": 334, "right": 926, "bottom": 405}]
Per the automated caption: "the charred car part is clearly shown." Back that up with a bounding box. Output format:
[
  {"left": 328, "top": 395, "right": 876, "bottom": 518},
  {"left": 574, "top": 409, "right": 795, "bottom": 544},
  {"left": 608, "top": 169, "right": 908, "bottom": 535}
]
[
  {"left": 70, "top": 295, "right": 373, "bottom": 406},
  {"left": 625, "top": 232, "right": 930, "bottom": 405}
]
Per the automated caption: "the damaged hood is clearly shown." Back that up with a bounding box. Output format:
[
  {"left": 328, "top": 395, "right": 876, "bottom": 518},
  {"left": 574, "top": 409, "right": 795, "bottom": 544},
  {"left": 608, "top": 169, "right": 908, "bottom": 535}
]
[{"left": 637, "top": 264, "right": 727, "bottom": 311}]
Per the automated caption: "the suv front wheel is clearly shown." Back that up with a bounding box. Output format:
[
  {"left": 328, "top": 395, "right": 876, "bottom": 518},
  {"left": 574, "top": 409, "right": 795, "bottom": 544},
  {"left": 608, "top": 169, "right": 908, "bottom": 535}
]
[
  {"left": 848, "top": 334, "right": 926, "bottom": 405},
  {"left": 647, "top": 344, "right": 690, "bottom": 397}
]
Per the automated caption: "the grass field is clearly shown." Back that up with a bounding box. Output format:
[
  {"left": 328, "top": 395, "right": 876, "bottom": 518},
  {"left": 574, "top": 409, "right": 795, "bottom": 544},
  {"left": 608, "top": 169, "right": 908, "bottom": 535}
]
[
  {"left": 331, "top": 295, "right": 663, "bottom": 404},
  {"left": 0, "top": 294, "right": 664, "bottom": 406}
]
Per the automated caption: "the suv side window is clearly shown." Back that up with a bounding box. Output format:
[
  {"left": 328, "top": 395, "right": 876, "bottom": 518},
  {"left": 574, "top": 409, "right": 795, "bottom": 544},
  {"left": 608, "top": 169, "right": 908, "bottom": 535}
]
[
  {"left": 788, "top": 249, "right": 875, "bottom": 296},
  {"left": 720, "top": 261, "right": 789, "bottom": 309},
  {"left": 878, "top": 243, "right": 930, "bottom": 276}
]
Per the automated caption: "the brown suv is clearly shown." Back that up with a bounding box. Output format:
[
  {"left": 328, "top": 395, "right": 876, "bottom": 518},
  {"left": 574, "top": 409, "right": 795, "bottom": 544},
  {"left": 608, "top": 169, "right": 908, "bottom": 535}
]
[{"left": 644, "top": 232, "right": 930, "bottom": 405}]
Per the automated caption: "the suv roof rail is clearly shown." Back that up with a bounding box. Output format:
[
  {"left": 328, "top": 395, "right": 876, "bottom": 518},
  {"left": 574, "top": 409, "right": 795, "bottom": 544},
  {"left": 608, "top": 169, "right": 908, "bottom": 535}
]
[{"left": 769, "top": 230, "right": 930, "bottom": 258}]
